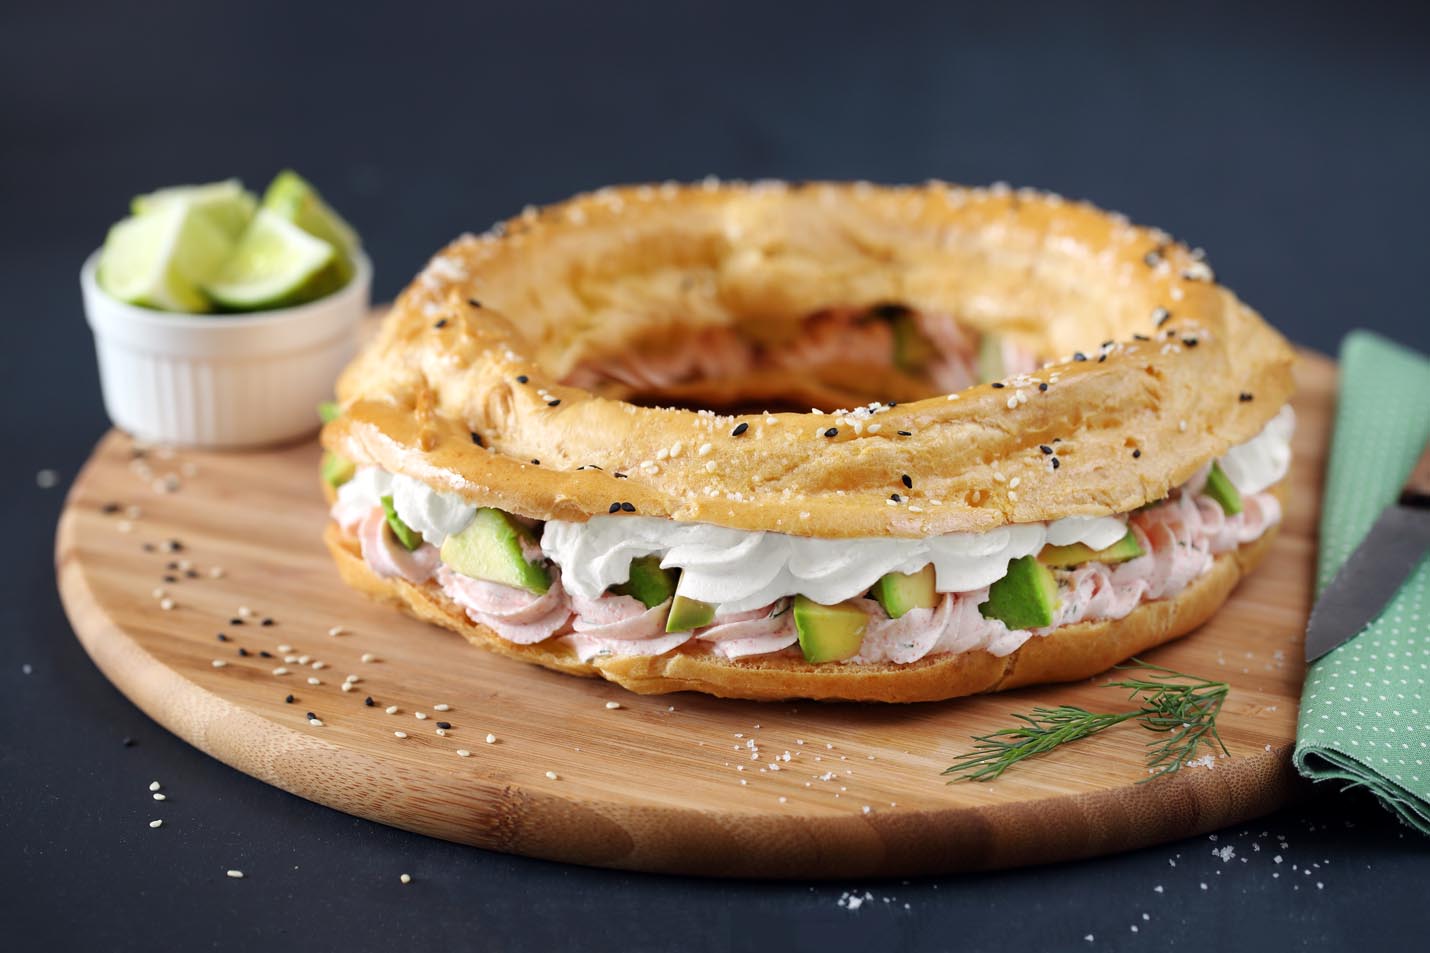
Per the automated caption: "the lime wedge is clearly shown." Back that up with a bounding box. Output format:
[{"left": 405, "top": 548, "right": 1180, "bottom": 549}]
[
  {"left": 261, "top": 170, "right": 359, "bottom": 282},
  {"left": 201, "top": 208, "right": 341, "bottom": 311},
  {"left": 97, "top": 200, "right": 233, "bottom": 312},
  {"left": 132, "top": 179, "right": 256, "bottom": 239}
]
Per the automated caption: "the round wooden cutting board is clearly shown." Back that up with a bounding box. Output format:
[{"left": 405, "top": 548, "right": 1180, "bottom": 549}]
[{"left": 55, "top": 354, "right": 1332, "bottom": 879}]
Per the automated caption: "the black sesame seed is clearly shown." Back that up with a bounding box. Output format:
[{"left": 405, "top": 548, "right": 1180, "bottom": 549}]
[
  {"left": 364, "top": 696, "right": 375, "bottom": 707},
  {"left": 516, "top": 375, "right": 529, "bottom": 383},
  {"left": 1239, "top": 392, "right": 1254, "bottom": 402},
  {"left": 1133, "top": 333, "right": 1150, "bottom": 341},
  {"left": 306, "top": 712, "right": 317, "bottom": 721},
  {"left": 731, "top": 422, "right": 749, "bottom": 436},
  {"left": 991, "top": 382, "right": 1005, "bottom": 389},
  {"left": 434, "top": 318, "right": 448, "bottom": 329},
  {"left": 613, "top": 472, "right": 627, "bottom": 479},
  {"left": 1132, "top": 449, "right": 1142, "bottom": 458},
  {"left": 1073, "top": 352, "right": 1088, "bottom": 362},
  {"left": 1097, "top": 354, "right": 1107, "bottom": 363},
  {"left": 1101, "top": 340, "right": 1115, "bottom": 348},
  {"left": 609, "top": 502, "right": 621, "bottom": 513},
  {"left": 824, "top": 428, "right": 838, "bottom": 438},
  {"left": 531, "top": 459, "right": 541, "bottom": 465},
  {"left": 468, "top": 298, "right": 483, "bottom": 308},
  {"left": 168, "top": 540, "right": 184, "bottom": 552},
  {"left": 547, "top": 399, "right": 561, "bottom": 407},
  {"left": 230, "top": 618, "right": 244, "bottom": 626},
  {"left": 1038, "top": 382, "right": 1048, "bottom": 392},
  {"left": 166, "top": 561, "right": 179, "bottom": 570},
  {"left": 259, "top": 651, "right": 273, "bottom": 658},
  {"left": 101, "top": 502, "right": 122, "bottom": 515},
  {"left": 1154, "top": 308, "right": 1172, "bottom": 327},
  {"left": 163, "top": 575, "right": 178, "bottom": 583},
  {"left": 1039, "top": 445, "right": 1053, "bottom": 454},
  {"left": 471, "top": 432, "right": 483, "bottom": 446},
  {"left": 1052, "top": 437, "right": 1062, "bottom": 443},
  {"left": 436, "top": 721, "right": 452, "bottom": 730},
  {"left": 285, "top": 695, "right": 294, "bottom": 704},
  {"left": 890, "top": 493, "right": 902, "bottom": 502},
  {"left": 897, "top": 430, "right": 912, "bottom": 437},
  {"left": 1051, "top": 457, "right": 1061, "bottom": 469},
  {"left": 261, "top": 618, "right": 274, "bottom": 627},
  {"left": 1183, "top": 337, "right": 1199, "bottom": 347},
  {"left": 901, "top": 474, "right": 913, "bottom": 489},
  {"left": 238, "top": 647, "right": 249, "bottom": 657},
  {"left": 122, "top": 737, "right": 135, "bottom": 747},
  {"left": 215, "top": 633, "right": 229, "bottom": 642},
  {"left": 185, "top": 570, "right": 198, "bottom": 579},
  {"left": 620, "top": 502, "right": 636, "bottom": 513},
  {"left": 142, "top": 543, "right": 156, "bottom": 553}
]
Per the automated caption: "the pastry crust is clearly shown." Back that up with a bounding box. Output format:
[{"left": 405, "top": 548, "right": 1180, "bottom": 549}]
[
  {"left": 324, "top": 181, "right": 1295, "bottom": 538},
  {"left": 320, "top": 180, "right": 1295, "bottom": 701},
  {"left": 324, "top": 517, "right": 1278, "bottom": 703}
]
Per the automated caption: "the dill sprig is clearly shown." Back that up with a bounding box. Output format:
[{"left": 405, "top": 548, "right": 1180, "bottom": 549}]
[{"left": 943, "top": 659, "right": 1230, "bottom": 784}]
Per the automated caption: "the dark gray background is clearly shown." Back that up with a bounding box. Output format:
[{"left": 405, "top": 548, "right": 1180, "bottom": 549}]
[{"left": 3, "top": 1, "right": 1428, "bottom": 951}]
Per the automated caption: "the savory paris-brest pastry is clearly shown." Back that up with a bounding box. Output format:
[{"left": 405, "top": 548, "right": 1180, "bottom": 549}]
[{"left": 321, "top": 181, "right": 1296, "bottom": 702}]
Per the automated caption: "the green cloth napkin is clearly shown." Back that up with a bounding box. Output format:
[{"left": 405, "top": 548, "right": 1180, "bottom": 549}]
[{"left": 1293, "top": 331, "right": 1430, "bottom": 833}]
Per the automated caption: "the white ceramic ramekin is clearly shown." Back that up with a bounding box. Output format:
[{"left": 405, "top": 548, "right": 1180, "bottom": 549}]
[{"left": 81, "top": 250, "right": 370, "bottom": 448}]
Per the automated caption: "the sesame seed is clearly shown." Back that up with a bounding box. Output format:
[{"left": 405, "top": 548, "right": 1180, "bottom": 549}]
[
  {"left": 731, "top": 422, "right": 749, "bottom": 437},
  {"left": 824, "top": 428, "right": 838, "bottom": 438},
  {"left": 340, "top": 682, "right": 354, "bottom": 693},
  {"left": 605, "top": 701, "right": 621, "bottom": 709},
  {"left": 436, "top": 721, "right": 452, "bottom": 730},
  {"left": 1038, "top": 382, "right": 1048, "bottom": 391},
  {"left": 456, "top": 749, "right": 471, "bottom": 758},
  {"left": 159, "top": 598, "right": 175, "bottom": 611},
  {"left": 273, "top": 666, "right": 288, "bottom": 676},
  {"left": 515, "top": 374, "right": 528, "bottom": 383},
  {"left": 278, "top": 644, "right": 293, "bottom": 653},
  {"left": 897, "top": 430, "right": 912, "bottom": 437},
  {"left": 311, "top": 661, "right": 327, "bottom": 670},
  {"left": 434, "top": 318, "right": 448, "bottom": 329},
  {"left": 385, "top": 705, "right": 399, "bottom": 714},
  {"left": 394, "top": 731, "right": 408, "bottom": 739},
  {"left": 546, "top": 399, "right": 561, "bottom": 407},
  {"left": 620, "top": 502, "right": 635, "bottom": 512},
  {"left": 1132, "top": 449, "right": 1142, "bottom": 458},
  {"left": 1039, "top": 445, "right": 1053, "bottom": 454},
  {"left": 149, "top": 819, "right": 163, "bottom": 829},
  {"left": 1239, "top": 392, "right": 1254, "bottom": 402},
  {"left": 433, "top": 704, "right": 451, "bottom": 712},
  {"left": 415, "top": 712, "right": 428, "bottom": 720},
  {"left": 608, "top": 502, "right": 621, "bottom": 513},
  {"left": 1073, "top": 352, "right": 1087, "bottom": 362},
  {"left": 991, "top": 382, "right": 1005, "bottom": 389},
  {"left": 345, "top": 674, "right": 360, "bottom": 683},
  {"left": 226, "top": 870, "right": 244, "bottom": 879},
  {"left": 470, "top": 432, "right": 483, "bottom": 446},
  {"left": 327, "top": 625, "right": 346, "bottom": 637},
  {"left": 149, "top": 781, "right": 161, "bottom": 792},
  {"left": 1153, "top": 307, "right": 1172, "bottom": 326},
  {"left": 211, "top": 659, "right": 227, "bottom": 669},
  {"left": 285, "top": 694, "right": 294, "bottom": 703},
  {"left": 485, "top": 733, "right": 497, "bottom": 744},
  {"left": 1052, "top": 457, "right": 1061, "bottom": 469},
  {"left": 901, "top": 474, "right": 912, "bottom": 489},
  {"left": 361, "top": 653, "right": 377, "bottom": 663},
  {"left": 306, "top": 677, "right": 321, "bottom": 686},
  {"left": 308, "top": 717, "right": 324, "bottom": 727},
  {"left": 400, "top": 873, "right": 412, "bottom": 884},
  {"left": 890, "top": 493, "right": 902, "bottom": 502},
  {"left": 545, "top": 771, "right": 559, "bottom": 780},
  {"left": 153, "top": 792, "right": 166, "bottom": 801},
  {"left": 365, "top": 697, "right": 375, "bottom": 707}
]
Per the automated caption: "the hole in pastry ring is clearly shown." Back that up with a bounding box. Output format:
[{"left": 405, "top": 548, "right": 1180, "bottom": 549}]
[{"left": 325, "top": 180, "right": 1294, "bottom": 539}]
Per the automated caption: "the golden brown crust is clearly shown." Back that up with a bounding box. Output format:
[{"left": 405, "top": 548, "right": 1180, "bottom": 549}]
[
  {"left": 323, "top": 181, "right": 1296, "bottom": 539},
  {"left": 324, "top": 520, "right": 1279, "bottom": 703}
]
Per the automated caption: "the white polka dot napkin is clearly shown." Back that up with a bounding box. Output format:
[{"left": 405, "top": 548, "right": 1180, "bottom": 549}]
[{"left": 1294, "top": 331, "right": 1430, "bottom": 834}]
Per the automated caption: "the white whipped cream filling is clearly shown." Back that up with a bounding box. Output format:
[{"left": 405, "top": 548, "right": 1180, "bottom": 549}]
[{"left": 336, "top": 403, "right": 1294, "bottom": 613}]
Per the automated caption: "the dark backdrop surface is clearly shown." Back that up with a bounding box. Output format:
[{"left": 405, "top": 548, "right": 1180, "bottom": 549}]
[{"left": 3, "top": 2, "right": 1428, "bottom": 951}]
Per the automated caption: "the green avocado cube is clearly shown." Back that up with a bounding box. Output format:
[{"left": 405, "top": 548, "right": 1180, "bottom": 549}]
[
  {"left": 613, "top": 555, "right": 677, "bottom": 609},
  {"left": 979, "top": 555, "right": 1060, "bottom": 630},
  {"left": 793, "top": 595, "right": 868, "bottom": 663},
  {"left": 439, "top": 508, "right": 550, "bottom": 594},
  {"left": 1203, "top": 461, "right": 1243, "bottom": 515},
  {"left": 666, "top": 595, "right": 716, "bottom": 633},
  {"left": 380, "top": 495, "right": 422, "bottom": 551},
  {"left": 1037, "top": 531, "right": 1145, "bottom": 569},
  {"left": 872, "top": 565, "right": 938, "bottom": 619}
]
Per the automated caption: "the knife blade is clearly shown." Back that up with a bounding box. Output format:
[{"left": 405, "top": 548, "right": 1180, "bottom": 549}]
[{"left": 1305, "top": 436, "right": 1430, "bottom": 662}]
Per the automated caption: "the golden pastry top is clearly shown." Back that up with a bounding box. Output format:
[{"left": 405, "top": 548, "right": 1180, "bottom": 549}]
[{"left": 325, "top": 180, "right": 1295, "bottom": 538}]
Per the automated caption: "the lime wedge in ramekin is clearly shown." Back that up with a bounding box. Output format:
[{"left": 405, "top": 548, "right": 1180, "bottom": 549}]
[
  {"left": 97, "top": 200, "right": 233, "bottom": 312},
  {"left": 132, "top": 178, "right": 256, "bottom": 239},
  {"left": 201, "top": 208, "right": 342, "bottom": 311},
  {"left": 262, "top": 170, "right": 359, "bottom": 281}
]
